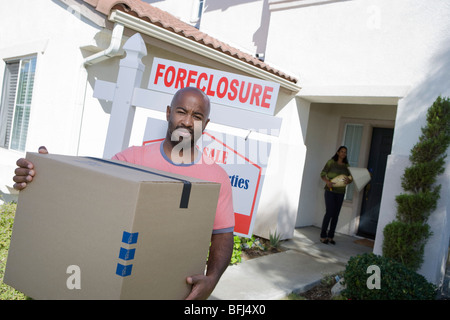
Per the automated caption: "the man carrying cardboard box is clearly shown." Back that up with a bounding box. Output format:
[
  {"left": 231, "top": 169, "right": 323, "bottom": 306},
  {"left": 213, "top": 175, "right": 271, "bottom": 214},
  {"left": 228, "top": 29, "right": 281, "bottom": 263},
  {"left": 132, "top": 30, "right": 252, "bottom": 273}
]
[{"left": 12, "top": 87, "right": 235, "bottom": 300}]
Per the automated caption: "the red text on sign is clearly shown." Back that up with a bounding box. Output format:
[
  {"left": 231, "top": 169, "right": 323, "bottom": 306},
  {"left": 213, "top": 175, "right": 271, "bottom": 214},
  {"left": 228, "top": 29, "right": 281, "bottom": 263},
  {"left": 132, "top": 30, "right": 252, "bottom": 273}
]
[
  {"left": 154, "top": 64, "right": 274, "bottom": 109},
  {"left": 202, "top": 147, "right": 229, "bottom": 164}
]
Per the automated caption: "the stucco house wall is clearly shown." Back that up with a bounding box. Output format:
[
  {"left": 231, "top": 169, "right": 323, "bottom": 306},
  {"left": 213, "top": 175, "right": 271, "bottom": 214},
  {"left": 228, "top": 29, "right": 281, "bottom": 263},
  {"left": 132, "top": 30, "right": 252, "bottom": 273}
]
[{"left": 199, "top": 0, "right": 450, "bottom": 285}]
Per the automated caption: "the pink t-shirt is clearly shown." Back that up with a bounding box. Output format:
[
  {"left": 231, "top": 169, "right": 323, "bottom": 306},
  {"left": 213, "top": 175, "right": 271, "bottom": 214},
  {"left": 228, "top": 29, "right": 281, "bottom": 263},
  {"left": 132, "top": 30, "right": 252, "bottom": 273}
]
[{"left": 112, "top": 141, "right": 235, "bottom": 234}]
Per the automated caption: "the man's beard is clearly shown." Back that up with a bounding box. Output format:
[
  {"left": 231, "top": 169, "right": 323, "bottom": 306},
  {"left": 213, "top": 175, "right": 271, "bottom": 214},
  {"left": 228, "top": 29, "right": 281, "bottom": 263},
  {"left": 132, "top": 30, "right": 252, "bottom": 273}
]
[
  {"left": 170, "top": 125, "right": 202, "bottom": 164},
  {"left": 171, "top": 126, "right": 195, "bottom": 146}
]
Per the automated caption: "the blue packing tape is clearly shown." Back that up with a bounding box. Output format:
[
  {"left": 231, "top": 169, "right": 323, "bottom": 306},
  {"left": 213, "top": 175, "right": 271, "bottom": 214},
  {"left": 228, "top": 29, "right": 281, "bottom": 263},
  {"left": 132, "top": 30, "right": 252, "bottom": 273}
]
[
  {"left": 119, "top": 247, "right": 136, "bottom": 261},
  {"left": 122, "top": 231, "right": 139, "bottom": 244},
  {"left": 116, "top": 263, "right": 133, "bottom": 277}
]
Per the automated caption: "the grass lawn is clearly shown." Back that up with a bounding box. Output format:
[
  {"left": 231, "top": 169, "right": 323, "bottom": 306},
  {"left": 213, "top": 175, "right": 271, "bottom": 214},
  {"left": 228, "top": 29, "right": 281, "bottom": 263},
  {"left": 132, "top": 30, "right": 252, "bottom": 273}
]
[{"left": 0, "top": 202, "right": 28, "bottom": 300}]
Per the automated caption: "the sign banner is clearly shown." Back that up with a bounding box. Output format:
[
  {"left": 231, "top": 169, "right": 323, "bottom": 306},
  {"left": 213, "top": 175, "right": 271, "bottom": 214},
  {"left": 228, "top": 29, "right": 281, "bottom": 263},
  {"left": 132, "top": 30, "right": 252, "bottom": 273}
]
[
  {"left": 143, "top": 118, "right": 271, "bottom": 237},
  {"left": 149, "top": 57, "right": 280, "bottom": 115}
]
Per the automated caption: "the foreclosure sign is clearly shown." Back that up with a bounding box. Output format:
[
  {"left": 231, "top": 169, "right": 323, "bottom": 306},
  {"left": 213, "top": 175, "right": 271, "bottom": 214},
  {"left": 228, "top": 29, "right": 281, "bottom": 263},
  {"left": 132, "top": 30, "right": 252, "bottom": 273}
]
[{"left": 149, "top": 58, "right": 280, "bottom": 115}]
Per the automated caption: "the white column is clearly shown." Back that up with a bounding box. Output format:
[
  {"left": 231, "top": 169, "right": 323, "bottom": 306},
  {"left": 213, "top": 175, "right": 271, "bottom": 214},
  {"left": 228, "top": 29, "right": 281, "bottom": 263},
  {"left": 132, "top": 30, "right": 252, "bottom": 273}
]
[{"left": 103, "top": 33, "right": 147, "bottom": 159}]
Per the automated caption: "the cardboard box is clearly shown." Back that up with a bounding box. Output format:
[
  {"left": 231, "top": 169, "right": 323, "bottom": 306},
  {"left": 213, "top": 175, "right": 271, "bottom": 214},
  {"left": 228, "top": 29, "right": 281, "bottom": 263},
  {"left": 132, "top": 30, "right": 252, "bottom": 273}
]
[
  {"left": 4, "top": 153, "right": 220, "bottom": 300},
  {"left": 348, "top": 167, "right": 371, "bottom": 192}
]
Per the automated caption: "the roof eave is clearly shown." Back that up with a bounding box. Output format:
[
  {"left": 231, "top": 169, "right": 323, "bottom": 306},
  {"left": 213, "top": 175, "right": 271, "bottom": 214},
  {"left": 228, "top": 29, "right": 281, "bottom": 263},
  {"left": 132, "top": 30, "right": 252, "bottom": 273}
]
[{"left": 109, "top": 10, "right": 301, "bottom": 93}]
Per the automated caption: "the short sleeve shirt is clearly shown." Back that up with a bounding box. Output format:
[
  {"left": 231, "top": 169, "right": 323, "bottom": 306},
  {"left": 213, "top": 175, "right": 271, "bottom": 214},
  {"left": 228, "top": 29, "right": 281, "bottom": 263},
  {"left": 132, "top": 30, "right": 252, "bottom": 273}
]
[{"left": 112, "top": 141, "right": 235, "bottom": 234}]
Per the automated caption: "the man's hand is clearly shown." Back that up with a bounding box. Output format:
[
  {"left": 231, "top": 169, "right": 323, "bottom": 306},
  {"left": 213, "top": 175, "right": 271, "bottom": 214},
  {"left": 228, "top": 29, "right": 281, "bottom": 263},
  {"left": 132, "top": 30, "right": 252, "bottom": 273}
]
[
  {"left": 13, "top": 146, "right": 48, "bottom": 190},
  {"left": 185, "top": 274, "right": 217, "bottom": 300},
  {"left": 185, "top": 232, "right": 233, "bottom": 300}
]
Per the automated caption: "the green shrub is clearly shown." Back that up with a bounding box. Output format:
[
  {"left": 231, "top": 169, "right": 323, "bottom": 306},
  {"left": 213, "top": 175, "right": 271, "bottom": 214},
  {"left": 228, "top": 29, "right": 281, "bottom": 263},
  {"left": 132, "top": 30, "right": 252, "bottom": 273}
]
[
  {"left": 401, "top": 161, "right": 444, "bottom": 192},
  {"left": 383, "top": 96, "right": 450, "bottom": 270},
  {"left": 342, "top": 253, "right": 437, "bottom": 300},
  {"left": 382, "top": 221, "right": 431, "bottom": 270},
  {"left": 230, "top": 236, "right": 242, "bottom": 265},
  {"left": 395, "top": 189, "right": 440, "bottom": 223},
  {"left": 269, "top": 230, "right": 281, "bottom": 249},
  {"left": 229, "top": 235, "right": 269, "bottom": 265}
]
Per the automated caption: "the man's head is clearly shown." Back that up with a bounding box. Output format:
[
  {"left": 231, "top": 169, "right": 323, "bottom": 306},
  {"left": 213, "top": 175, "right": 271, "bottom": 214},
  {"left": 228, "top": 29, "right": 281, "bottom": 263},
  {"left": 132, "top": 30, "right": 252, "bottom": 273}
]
[{"left": 166, "top": 87, "right": 210, "bottom": 147}]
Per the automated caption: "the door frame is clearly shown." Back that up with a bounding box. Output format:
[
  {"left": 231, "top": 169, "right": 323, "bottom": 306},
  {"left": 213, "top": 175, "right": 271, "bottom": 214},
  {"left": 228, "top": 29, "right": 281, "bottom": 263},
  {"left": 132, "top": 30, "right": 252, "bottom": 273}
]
[
  {"left": 357, "top": 127, "right": 394, "bottom": 239},
  {"left": 336, "top": 117, "right": 395, "bottom": 238}
]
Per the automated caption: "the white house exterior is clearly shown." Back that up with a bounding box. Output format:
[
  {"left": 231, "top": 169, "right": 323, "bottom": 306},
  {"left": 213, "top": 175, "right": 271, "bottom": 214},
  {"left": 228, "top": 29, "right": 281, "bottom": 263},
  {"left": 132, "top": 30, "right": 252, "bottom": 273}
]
[
  {"left": 196, "top": 0, "right": 450, "bottom": 286},
  {"left": 0, "top": 0, "right": 449, "bottom": 288}
]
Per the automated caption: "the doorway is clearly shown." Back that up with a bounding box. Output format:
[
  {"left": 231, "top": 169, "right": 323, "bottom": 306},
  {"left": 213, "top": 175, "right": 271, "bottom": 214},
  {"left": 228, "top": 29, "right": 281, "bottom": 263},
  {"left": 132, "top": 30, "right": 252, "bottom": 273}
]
[{"left": 357, "top": 127, "right": 394, "bottom": 239}]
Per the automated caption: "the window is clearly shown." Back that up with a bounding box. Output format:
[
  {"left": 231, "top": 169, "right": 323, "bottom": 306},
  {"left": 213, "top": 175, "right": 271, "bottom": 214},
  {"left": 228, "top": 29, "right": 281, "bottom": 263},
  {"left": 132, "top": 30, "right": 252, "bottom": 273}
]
[
  {"left": 0, "top": 56, "right": 36, "bottom": 152},
  {"left": 342, "top": 124, "right": 363, "bottom": 200}
]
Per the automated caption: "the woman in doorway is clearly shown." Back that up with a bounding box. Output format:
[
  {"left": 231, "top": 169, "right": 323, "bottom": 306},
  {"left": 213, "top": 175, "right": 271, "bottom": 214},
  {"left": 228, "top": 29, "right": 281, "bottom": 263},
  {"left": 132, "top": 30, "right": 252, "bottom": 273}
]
[{"left": 320, "top": 146, "right": 353, "bottom": 244}]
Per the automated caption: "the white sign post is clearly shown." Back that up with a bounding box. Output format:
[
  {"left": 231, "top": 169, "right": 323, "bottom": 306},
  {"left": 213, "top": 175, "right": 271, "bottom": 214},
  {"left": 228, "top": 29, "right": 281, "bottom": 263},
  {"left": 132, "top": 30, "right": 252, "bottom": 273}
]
[{"left": 98, "top": 34, "right": 147, "bottom": 159}]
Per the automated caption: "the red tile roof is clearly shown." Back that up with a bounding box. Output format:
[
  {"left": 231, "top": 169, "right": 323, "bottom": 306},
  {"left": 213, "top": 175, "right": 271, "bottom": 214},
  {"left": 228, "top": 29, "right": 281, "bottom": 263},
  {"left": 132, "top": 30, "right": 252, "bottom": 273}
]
[{"left": 83, "top": 0, "right": 298, "bottom": 84}]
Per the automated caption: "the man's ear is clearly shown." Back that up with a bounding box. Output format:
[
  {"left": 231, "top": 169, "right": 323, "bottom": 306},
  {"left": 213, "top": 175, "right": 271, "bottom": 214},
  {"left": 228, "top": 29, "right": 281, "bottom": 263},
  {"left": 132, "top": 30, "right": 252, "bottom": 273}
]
[
  {"left": 166, "top": 105, "right": 171, "bottom": 121},
  {"left": 204, "top": 118, "right": 210, "bottom": 130}
]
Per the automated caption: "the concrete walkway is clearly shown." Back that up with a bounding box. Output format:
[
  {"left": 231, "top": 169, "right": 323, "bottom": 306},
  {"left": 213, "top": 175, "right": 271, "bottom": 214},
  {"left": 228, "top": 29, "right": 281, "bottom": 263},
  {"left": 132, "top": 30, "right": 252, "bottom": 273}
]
[{"left": 209, "top": 226, "right": 373, "bottom": 300}]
